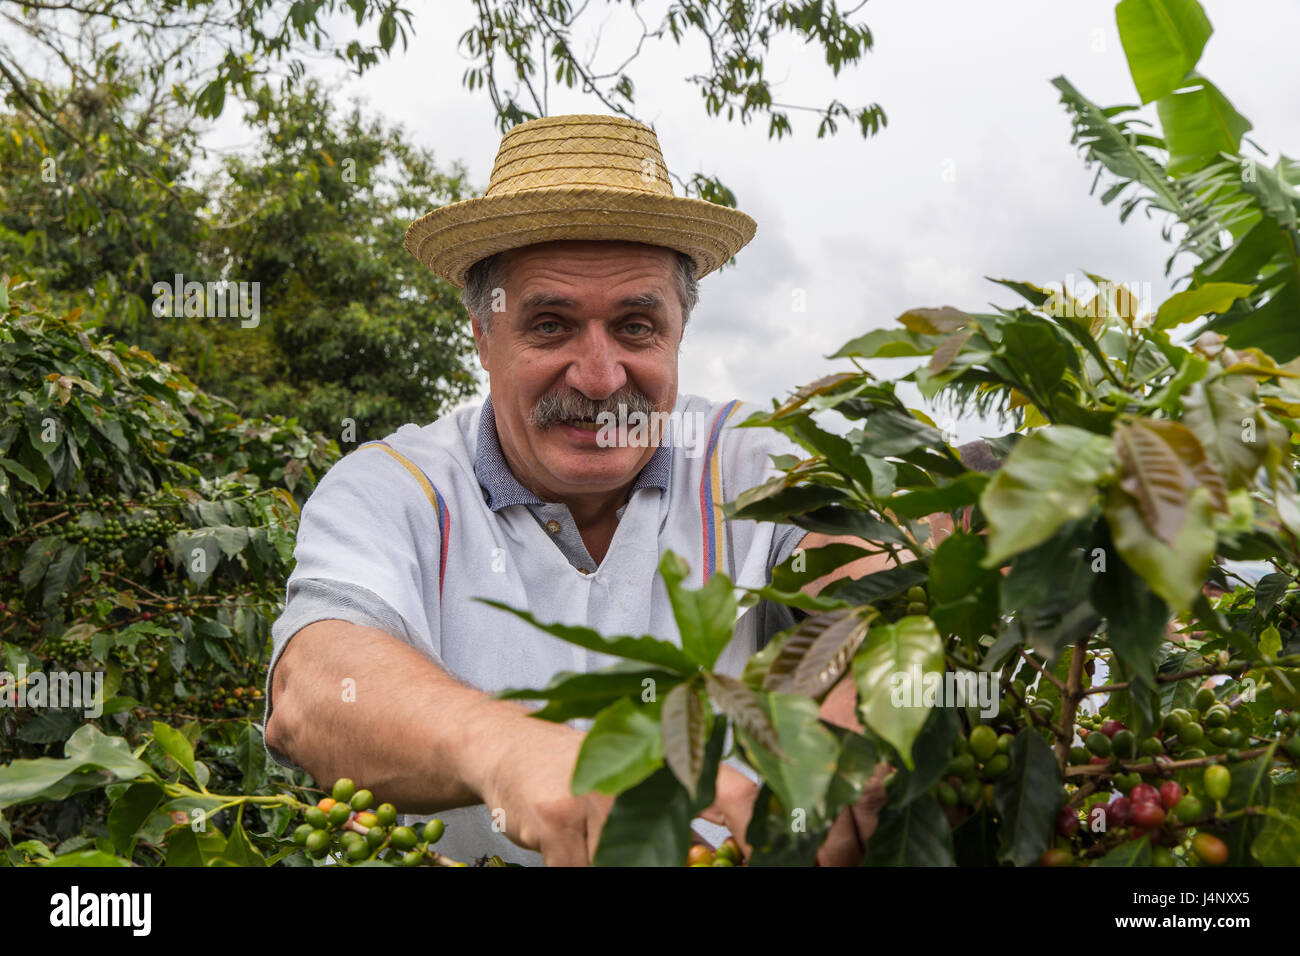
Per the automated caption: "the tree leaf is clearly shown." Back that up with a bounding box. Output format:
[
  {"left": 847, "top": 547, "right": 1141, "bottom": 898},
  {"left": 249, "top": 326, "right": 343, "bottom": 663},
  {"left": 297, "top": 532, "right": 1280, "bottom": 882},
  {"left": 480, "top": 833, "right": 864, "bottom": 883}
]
[
  {"left": 152, "top": 721, "right": 200, "bottom": 786},
  {"left": 706, "top": 672, "right": 784, "bottom": 758},
  {"left": 476, "top": 599, "right": 696, "bottom": 674},
  {"left": 571, "top": 698, "right": 663, "bottom": 796},
  {"left": 107, "top": 782, "right": 164, "bottom": 856},
  {"left": 1115, "top": 0, "right": 1212, "bottom": 103},
  {"left": 732, "top": 691, "right": 838, "bottom": 819},
  {"left": 993, "top": 729, "right": 1062, "bottom": 867},
  {"left": 852, "top": 616, "right": 944, "bottom": 768},
  {"left": 980, "top": 426, "right": 1115, "bottom": 567},
  {"left": 1103, "top": 483, "right": 1215, "bottom": 613},
  {"left": 862, "top": 792, "right": 955, "bottom": 866},
  {"left": 660, "top": 682, "right": 708, "bottom": 800},
  {"left": 1114, "top": 420, "right": 1191, "bottom": 545},
  {"left": 660, "top": 549, "right": 739, "bottom": 670},
  {"left": 897, "top": 307, "right": 972, "bottom": 335},
  {"left": 1153, "top": 282, "right": 1255, "bottom": 330},
  {"left": 592, "top": 767, "right": 693, "bottom": 866},
  {"left": 1094, "top": 836, "right": 1153, "bottom": 866}
]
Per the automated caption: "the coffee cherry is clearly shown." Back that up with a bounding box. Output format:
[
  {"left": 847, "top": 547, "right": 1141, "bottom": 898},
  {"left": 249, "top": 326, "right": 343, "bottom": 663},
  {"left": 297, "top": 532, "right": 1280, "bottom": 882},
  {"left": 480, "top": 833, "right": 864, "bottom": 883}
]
[
  {"left": 292, "top": 824, "right": 313, "bottom": 846},
  {"left": 906, "top": 602, "right": 928, "bottom": 615},
  {"left": 328, "top": 802, "right": 351, "bottom": 827},
  {"left": 331, "top": 778, "right": 356, "bottom": 804},
  {"left": 1105, "top": 797, "right": 1132, "bottom": 829},
  {"left": 1131, "top": 801, "right": 1166, "bottom": 828},
  {"left": 687, "top": 844, "right": 714, "bottom": 866},
  {"left": 996, "top": 733, "right": 1013, "bottom": 754},
  {"left": 1069, "top": 746, "right": 1090, "bottom": 766},
  {"left": 305, "top": 830, "right": 331, "bottom": 858},
  {"left": 1138, "top": 736, "right": 1164, "bottom": 757},
  {"left": 1172, "top": 795, "right": 1203, "bottom": 824},
  {"left": 1191, "top": 832, "right": 1228, "bottom": 865},
  {"left": 1284, "top": 737, "right": 1300, "bottom": 761},
  {"left": 1209, "top": 726, "right": 1233, "bottom": 747},
  {"left": 906, "top": 586, "right": 927, "bottom": 604},
  {"left": 1195, "top": 687, "right": 1217, "bottom": 712},
  {"left": 1056, "top": 807, "right": 1080, "bottom": 837},
  {"left": 1159, "top": 781, "right": 1183, "bottom": 809},
  {"left": 402, "top": 850, "right": 423, "bottom": 867},
  {"left": 935, "top": 781, "right": 959, "bottom": 807},
  {"left": 1178, "top": 722, "right": 1204, "bottom": 746},
  {"left": 1085, "top": 732, "right": 1111, "bottom": 758},
  {"left": 422, "top": 819, "right": 445, "bottom": 845},
  {"left": 711, "top": 857, "right": 735, "bottom": 867},
  {"left": 1162, "top": 712, "right": 1184, "bottom": 734},
  {"left": 969, "top": 725, "right": 998, "bottom": 763},
  {"left": 355, "top": 812, "right": 378, "bottom": 829},
  {"left": 375, "top": 803, "right": 398, "bottom": 827},
  {"left": 349, "top": 789, "right": 373, "bottom": 812},
  {"left": 1129, "top": 783, "right": 1160, "bottom": 806},
  {"left": 1100, "top": 719, "right": 1126, "bottom": 739},
  {"left": 346, "top": 841, "right": 369, "bottom": 862},
  {"left": 304, "top": 807, "right": 327, "bottom": 830},
  {"left": 390, "top": 826, "right": 418, "bottom": 850},
  {"left": 1038, "top": 848, "right": 1072, "bottom": 867},
  {"left": 1203, "top": 764, "right": 1231, "bottom": 801},
  {"left": 1204, "top": 704, "right": 1230, "bottom": 728},
  {"left": 316, "top": 797, "right": 336, "bottom": 813},
  {"left": 365, "top": 827, "right": 387, "bottom": 850},
  {"left": 945, "top": 754, "right": 977, "bottom": 780},
  {"left": 1151, "top": 847, "right": 1176, "bottom": 867},
  {"left": 1110, "top": 729, "right": 1136, "bottom": 759},
  {"left": 959, "top": 779, "right": 982, "bottom": 805},
  {"left": 715, "top": 837, "right": 741, "bottom": 864},
  {"left": 983, "top": 754, "right": 1010, "bottom": 779}
]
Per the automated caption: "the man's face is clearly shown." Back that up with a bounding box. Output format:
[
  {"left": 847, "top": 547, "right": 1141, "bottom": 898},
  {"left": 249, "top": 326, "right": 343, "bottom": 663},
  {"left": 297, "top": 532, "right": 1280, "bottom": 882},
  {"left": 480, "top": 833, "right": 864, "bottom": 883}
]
[{"left": 472, "top": 240, "right": 684, "bottom": 504}]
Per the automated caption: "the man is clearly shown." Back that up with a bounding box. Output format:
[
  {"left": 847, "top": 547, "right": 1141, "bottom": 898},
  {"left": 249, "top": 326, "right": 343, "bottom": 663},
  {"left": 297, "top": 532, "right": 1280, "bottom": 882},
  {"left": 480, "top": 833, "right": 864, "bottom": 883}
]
[{"left": 263, "top": 114, "right": 897, "bottom": 866}]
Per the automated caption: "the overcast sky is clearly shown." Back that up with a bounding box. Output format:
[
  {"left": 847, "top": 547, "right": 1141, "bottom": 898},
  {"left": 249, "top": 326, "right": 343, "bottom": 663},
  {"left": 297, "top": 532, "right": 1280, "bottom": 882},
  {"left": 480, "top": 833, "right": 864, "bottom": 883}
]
[{"left": 222, "top": 0, "right": 1300, "bottom": 443}]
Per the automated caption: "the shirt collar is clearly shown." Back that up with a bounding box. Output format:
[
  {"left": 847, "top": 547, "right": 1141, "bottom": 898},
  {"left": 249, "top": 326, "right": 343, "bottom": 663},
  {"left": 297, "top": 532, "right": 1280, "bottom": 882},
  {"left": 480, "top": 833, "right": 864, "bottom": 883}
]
[{"left": 474, "top": 394, "right": 672, "bottom": 512}]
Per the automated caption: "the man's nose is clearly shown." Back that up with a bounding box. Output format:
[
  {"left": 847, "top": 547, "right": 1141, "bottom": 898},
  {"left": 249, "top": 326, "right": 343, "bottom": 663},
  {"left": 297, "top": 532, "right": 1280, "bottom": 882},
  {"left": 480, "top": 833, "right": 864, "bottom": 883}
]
[{"left": 563, "top": 326, "right": 627, "bottom": 400}]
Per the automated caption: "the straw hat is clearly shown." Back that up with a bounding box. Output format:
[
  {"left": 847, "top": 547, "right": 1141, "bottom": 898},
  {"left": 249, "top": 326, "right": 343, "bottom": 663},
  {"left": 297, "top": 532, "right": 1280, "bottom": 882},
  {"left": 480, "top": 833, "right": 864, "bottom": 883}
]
[{"left": 403, "top": 113, "right": 758, "bottom": 289}]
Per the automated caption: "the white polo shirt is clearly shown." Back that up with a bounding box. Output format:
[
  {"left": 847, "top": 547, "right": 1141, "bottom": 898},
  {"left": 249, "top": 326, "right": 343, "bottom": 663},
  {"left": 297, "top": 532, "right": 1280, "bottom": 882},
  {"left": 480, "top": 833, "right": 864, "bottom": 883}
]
[{"left": 265, "top": 392, "right": 805, "bottom": 865}]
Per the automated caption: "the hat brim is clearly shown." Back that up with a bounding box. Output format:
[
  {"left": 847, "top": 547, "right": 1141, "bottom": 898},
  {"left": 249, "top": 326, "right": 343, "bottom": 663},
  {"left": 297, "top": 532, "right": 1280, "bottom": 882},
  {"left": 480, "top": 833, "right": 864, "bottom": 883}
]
[{"left": 404, "top": 186, "right": 757, "bottom": 289}]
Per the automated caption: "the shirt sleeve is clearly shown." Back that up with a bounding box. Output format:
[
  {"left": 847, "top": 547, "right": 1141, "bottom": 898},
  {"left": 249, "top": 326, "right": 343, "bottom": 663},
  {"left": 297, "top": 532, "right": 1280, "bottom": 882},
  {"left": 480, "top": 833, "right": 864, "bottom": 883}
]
[{"left": 262, "top": 445, "right": 445, "bottom": 765}]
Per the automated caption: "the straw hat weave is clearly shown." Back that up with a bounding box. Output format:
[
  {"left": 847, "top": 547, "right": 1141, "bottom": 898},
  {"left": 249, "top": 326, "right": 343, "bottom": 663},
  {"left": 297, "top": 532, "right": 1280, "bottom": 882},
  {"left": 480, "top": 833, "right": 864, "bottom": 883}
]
[{"left": 404, "top": 114, "right": 757, "bottom": 289}]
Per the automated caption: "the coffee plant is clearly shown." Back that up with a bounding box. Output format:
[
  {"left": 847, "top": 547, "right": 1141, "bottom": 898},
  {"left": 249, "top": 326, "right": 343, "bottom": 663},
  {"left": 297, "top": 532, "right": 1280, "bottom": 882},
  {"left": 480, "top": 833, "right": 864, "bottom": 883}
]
[{"left": 492, "top": 0, "right": 1300, "bottom": 866}]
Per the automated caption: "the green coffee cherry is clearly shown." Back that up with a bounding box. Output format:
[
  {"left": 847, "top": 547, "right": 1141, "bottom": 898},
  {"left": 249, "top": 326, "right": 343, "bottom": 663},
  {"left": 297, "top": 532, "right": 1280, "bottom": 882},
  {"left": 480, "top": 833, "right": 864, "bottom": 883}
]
[
  {"left": 331, "top": 778, "right": 356, "bottom": 804},
  {"left": 959, "top": 779, "right": 982, "bottom": 805},
  {"left": 422, "top": 819, "right": 445, "bottom": 845},
  {"left": 969, "top": 725, "right": 998, "bottom": 763},
  {"left": 1085, "top": 732, "right": 1111, "bottom": 758},
  {"left": 996, "top": 733, "right": 1014, "bottom": 754},
  {"left": 1195, "top": 687, "right": 1217, "bottom": 712},
  {"left": 1204, "top": 705, "right": 1230, "bottom": 728},
  {"left": 1069, "top": 746, "right": 1090, "bottom": 766},
  {"left": 390, "top": 826, "right": 418, "bottom": 850},
  {"left": 304, "top": 807, "right": 327, "bottom": 830},
  {"left": 1138, "top": 736, "right": 1164, "bottom": 757},
  {"left": 1204, "top": 764, "right": 1231, "bottom": 801},
  {"left": 328, "top": 802, "right": 351, "bottom": 827},
  {"left": 292, "top": 824, "right": 314, "bottom": 846},
  {"left": 946, "top": 754, "right": 977, "bottom": 780},
  {"left": 350, "top": 789, "right": 374, "bottom": 812},
  {"left": 305, "top": 830, "right": 331, "bottom": 858},
  {"left": 402, "top": 850, "right": 423, "bottom": 867},
  {"left": 936, "top": 781, "right": 959, "bottom": 807},
  {"left": 1110, "top": 729, "right": 1136, "bottom": 759},
  {"left": 1178, "top": 722, "right": 1205, "bottom": 747},
  {"left": 983, "top": 754, "right": 1010, "bottom": 779}
]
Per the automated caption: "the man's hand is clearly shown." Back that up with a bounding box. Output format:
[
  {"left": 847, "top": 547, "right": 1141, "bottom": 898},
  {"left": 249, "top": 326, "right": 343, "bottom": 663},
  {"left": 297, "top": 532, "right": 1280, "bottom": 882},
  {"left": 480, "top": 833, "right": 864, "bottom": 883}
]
[{"left": 469, "top": 708, "right": 761, "bottom": 865}]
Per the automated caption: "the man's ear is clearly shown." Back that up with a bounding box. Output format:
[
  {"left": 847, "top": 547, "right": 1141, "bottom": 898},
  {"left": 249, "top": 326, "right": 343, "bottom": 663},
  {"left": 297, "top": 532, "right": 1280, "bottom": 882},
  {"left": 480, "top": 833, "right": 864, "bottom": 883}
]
[{"left": 470, "top": 314, "right": 490, "bottom": 371}]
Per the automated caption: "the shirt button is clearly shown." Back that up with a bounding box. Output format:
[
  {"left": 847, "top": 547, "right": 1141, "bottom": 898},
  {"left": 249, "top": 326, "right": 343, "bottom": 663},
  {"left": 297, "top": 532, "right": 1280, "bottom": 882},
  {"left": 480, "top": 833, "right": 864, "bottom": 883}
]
[
  {"left": 545, "top": 519, "right": 561, "bottom": 534},
  {"left": 577, "top": 568, "right": 591, "bottom": 575}
]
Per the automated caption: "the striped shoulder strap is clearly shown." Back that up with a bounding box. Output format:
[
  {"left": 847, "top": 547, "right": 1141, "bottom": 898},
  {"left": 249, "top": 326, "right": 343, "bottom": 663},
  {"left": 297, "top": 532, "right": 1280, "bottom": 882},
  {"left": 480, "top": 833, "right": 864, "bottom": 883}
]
[
  {"left": 357, "top": 440, "right": 449, "bottom": 594},
  {"left": 698, "top": 400, "right": 742, "bottom": 583}
]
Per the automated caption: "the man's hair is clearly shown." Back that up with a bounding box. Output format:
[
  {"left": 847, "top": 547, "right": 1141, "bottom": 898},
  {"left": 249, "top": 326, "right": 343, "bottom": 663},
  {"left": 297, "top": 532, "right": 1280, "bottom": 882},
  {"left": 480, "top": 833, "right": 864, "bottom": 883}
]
[{"left": 462, "top": 246, "right": 699, "bottom": 335}]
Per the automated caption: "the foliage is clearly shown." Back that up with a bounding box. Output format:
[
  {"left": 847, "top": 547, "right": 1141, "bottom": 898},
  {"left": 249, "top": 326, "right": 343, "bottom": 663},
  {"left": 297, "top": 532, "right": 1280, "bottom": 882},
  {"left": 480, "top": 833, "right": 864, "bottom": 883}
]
[
  {"left": 0, "top": 0, "right": 885, "bottom": 222},
  {"left": 0, "top": 276, "right": 335, "bottom": 860},
  {"left": 1, "top": 62, "right": 478, "bottom": 440},
  {"left": 494, "top": 0, "right": 1300, "bottom": 866},
  {"left": 1052, "top": 0, "right": 1300, "bottom": 360}
]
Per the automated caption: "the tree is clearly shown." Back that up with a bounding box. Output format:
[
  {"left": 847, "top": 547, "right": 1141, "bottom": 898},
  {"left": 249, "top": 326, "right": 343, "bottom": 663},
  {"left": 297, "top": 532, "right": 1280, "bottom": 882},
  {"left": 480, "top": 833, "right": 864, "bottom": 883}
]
[{"left": 2, "top": 60, "right": 479, "bottom": 440}]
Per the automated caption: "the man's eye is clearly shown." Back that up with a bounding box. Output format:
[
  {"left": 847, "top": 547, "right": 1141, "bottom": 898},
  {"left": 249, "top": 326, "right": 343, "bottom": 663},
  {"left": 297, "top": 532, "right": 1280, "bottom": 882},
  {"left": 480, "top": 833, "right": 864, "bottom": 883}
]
[
  {"left": 535, "top": 320, "right": 563, "bottom": 334},
  {"left": 622, "top": 321, "right": 652, "bottom": 336}
]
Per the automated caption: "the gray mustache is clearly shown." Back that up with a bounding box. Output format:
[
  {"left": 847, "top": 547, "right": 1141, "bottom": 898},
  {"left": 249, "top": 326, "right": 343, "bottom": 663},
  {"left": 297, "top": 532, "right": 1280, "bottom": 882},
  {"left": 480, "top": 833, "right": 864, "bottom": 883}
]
[{"left": 530, "top": 388, "right": 658, "bottom": 427}]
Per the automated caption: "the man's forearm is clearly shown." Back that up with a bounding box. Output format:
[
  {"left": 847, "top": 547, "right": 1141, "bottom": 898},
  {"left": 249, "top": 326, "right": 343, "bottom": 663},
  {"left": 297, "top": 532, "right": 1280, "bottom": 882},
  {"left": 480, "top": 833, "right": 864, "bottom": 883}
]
[{"left": 265, "top": 619, "right": 529, "bottom": 813}]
